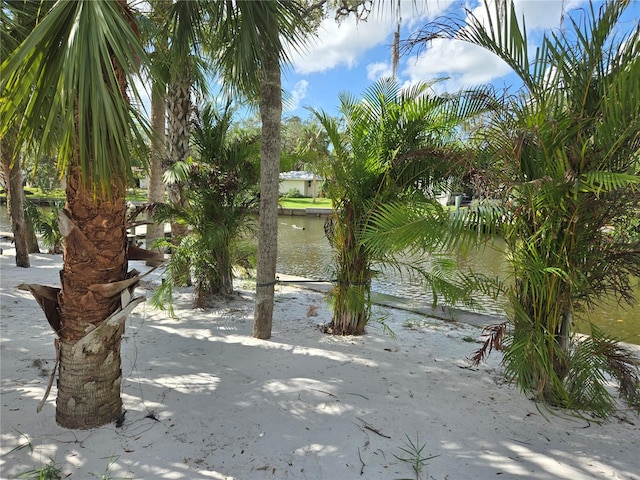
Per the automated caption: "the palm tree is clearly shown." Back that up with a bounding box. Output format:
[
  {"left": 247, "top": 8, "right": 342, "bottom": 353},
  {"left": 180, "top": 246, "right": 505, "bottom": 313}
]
[
  {"left": 403, "top": 0, "right": 640, "bottom": 415},
  {"left": 0, "top": 0, "right": 51, "bottom": 267},
  {"left": 1, "top": 0, "right": 148, "bottom": 428},
  {"left": 139, "top": 0, "right": 172, "bottom": 256},
  {"left": 163, "top": 0, "right": 211, "bottom": 243},
  {"left": 151, "top": 101, "right": 260, "bottom": 309},
  {"left": 211, "top": 1, "right": 313, "bottom": 339},
  {"left": 310, "top": 77, "right": 493, "bottom": 335}
]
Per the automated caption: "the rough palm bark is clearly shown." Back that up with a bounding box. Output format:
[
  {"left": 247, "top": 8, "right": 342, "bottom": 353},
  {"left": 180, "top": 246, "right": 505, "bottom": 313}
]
[
  {"left": 330, "top": 204, "right": 369, "bottom": 335},
  {"left": 54, "top": 160, "right": 132, "bottom": 428},
  {"left": 253, "top": 53, "right": 282, "bottom": 340},
  {"left": 3, "top": 0, "right": 148, "bottom": 429},
  {"left": 24, "top": 197, "right": 41, "bottom": 254},
  {"left": 52, "top": 1, "right": 141, "bottom": 428},
  {"left": 1, "top": 128, "right": 30, "bottom": 267},
  {"left": 146, "top": 76, "right": 166, "bottom": 257},
  {"left": 165, "top": 73, "right": 191, "bottom": 241}
]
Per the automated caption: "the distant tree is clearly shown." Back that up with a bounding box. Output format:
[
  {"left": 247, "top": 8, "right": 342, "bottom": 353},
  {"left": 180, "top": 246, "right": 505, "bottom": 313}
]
[
  {"left": 281, "top": 116, "right": 330, "bottom": 172},
  {"left": 140, "top": 0, "right": 172, "bottom": 257},
  {"left": 0, "top": 0, "right": 51, "bottom": 267}
]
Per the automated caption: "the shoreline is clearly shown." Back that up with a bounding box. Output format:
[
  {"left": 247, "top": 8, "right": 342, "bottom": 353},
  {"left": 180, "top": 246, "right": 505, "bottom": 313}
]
[{"left": 1, "top": 246, "right": 639, "bottom": 479}]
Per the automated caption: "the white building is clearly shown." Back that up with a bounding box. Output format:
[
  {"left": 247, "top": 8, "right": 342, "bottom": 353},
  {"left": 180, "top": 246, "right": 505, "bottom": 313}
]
[{"left": 279, "top": 171, "right": 324, "bottom": 198}]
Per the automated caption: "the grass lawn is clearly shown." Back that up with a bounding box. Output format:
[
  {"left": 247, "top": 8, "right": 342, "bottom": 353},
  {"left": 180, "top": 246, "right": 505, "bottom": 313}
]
[
  {"left": 2, "top": 188, "right": 331, "bottom": 210},
  {"left": 0, "top": 187, "right": 149, "bottom": 203},
  {"left": 278, "top": 197, "right": 333, "bottom": 209}
]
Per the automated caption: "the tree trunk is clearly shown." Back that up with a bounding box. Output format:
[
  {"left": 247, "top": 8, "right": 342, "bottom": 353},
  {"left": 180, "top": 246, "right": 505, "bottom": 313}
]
[
  {"left": 1, "top": 129, "right": 30, "bottom": 267},
  {"left": 146, "top": 75, "right": 166, "bottom": 259},
  {"left": 331, "top": 264, "right": 370, "bottom": 335},
  {"left": 166, "top": 72, "right": 191, "bottom": 242},
  {"left": 330, "top": 206, "right": 370, "bottom": 335},
  {"left": 55, "top": 163, "right": 129, "bottom": 429},
  {"left": 24, "top": 197, "right": 41, "bottom": 254},
  {"left": 253, "top": 54, "right": 282, "bottom": 340},
  {"left": 194, "top": 246, "right": 234, "bottom": 307},
  {"left": 218, "top": 246, "right": 234, "bottom": 296}
]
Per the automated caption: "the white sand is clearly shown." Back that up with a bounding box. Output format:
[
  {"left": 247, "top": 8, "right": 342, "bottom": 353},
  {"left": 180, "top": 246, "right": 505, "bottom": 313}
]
[{"left": 1, "top": 241, "right": 639, "bottom": 480}]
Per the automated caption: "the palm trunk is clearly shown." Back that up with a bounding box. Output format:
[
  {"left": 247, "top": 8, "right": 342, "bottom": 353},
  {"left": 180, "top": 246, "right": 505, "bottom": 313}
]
[
  {"left": 166, "top": 72, "right": 191, "bottom": 242},
  {"left": 55, "top": 164, "right": 129, "bottom": 429},
  {"left": 145, "top": 0, "right": 171, "bottom": 261},
  {"left": 1, "top": 129, "right": 30, "bottom": 267},
  {"left": 194, "top": 247, "right": 234, "bottom": 307},
  {"left": 331, "top": 268, "right": 370, "bottom": 335},
  {"left": 146, "top": 76, "right": 167, "bottom": 257},
  {"left": 24, "top": 196, "right": 41, "bottom": 254},
  {"left": 509, "top": 211, "right": 575, "bottom": 405},
  {"left": 216, "top": 245, "right": 234, "bottom": 296},
  {"left": 253, "top": 54, "right": 282, "bottom": 340},
  {"left": 330, "top": 206, "right": 370, "bottom": 335}
]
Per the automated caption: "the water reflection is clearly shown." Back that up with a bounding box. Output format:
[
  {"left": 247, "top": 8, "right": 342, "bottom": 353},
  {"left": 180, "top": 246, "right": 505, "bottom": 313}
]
[{"left": 277, "top": 216, "right": 640, "bottom": 344}]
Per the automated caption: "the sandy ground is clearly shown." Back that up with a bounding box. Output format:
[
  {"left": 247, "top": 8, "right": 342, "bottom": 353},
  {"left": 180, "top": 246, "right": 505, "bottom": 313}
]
[{"left": 1, "top": 241, "right": 639, "bottom": 480}]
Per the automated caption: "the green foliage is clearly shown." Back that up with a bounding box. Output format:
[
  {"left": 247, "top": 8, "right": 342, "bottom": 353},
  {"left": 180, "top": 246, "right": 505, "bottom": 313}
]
[
  {"left": 282, "top": 188, "right": 304, "bottom": 198},
  {"left": 151, "top": 102, "right": 259, "bottom": 310},
  {"left": 210, "top": 1, "right": 313, "bottom": 99},
  {"left": 564, "top": 325, "right": 640, "bottom": 416},
  {"left": 23, "top": 155, "right": 63, "bottom": 193},
  {"left": 392, "top": 433, "right": 439, "bottom": 480},
  {"left": 25, "top": 201, "right": 63, "bottom": 254},
  {"left": 610, "top": 205, "right": 640, "bottom": 243},
  {"left": 280, "top": 115, "right": 331, "bottom": 173},
  {"left": 311, "top": 77, "right": 493, "bottom": 334},
  {"left": 1, "top": 0, "right": 150, "bottom": 193},
  {"left": 419, "top": 0, "right": 640, "bottom": 416},
  {"left": 17, "top": 458, "right": 62, "bottom": 480}
]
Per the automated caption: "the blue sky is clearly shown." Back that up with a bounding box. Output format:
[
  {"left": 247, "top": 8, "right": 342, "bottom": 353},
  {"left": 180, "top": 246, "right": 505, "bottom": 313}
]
[{"left": 280, "top": 0, "right": 639, "bottom": 119}]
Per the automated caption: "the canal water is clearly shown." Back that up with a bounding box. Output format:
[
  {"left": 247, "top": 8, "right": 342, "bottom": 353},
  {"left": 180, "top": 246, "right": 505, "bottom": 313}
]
[
  {"left": 2, "top": 206, "right": 637, "bottom": 343},
  {"left": 276, "top": 215, "right": 640, "bottom": 345}
]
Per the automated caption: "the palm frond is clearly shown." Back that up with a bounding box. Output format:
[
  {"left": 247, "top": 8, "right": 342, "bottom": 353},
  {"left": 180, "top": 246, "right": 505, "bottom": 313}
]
[
  {"left": 578, "top": 172, "right": 640, "bottom": 196},
  {"left": 565, "top": 324, "right": 640, "bottom": 416},
  {"left": 1, "top": 0, "right": 149, "bottom": 193},
  {"left": 211, "top": 0, "right": 312, "bottom": 100}
]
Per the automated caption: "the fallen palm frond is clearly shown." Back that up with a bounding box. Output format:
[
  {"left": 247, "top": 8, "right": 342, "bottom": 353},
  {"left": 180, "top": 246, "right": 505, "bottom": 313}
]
[{"left": 470, "top": 322, "right": 508, "bottom": 366}]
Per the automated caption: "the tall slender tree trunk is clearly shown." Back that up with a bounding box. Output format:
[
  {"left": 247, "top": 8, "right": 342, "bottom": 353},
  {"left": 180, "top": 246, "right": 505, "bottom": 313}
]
[
  {"left": 1, "top": 129, "right": 30, "bottom": 267},
  {"left": 146, "top": 76, "right": 166, "bottom": 258},
  {"left": 253, "top": 54, "right": 282, "bottom": 340},
  {"left": 166, "top": 72, "right": 191, "bottom": 242},
  {"left": 145, "top": 0, "right": 170, "bottom": 259},
  {"left": 55, "top": 164, "right": 130, "bottom": 429}
]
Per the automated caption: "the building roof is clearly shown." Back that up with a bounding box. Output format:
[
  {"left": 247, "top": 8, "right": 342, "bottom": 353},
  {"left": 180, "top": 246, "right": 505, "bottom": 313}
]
[{"left": 279, "top": 171, "right": 323, "bottom": 181}]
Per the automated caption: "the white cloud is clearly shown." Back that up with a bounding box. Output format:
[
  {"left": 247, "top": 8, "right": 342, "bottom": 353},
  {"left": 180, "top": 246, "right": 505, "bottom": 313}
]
[
  {"left": 512, "top": 0, "right": 587, "bottom": 30},
  {"left": 291, "top": 15, "right": 393, "bottom": 74},
  {"left": 366, "top": 62, "right": 392, "bottom": 81},
  {"left": 399, "top": 0, "right": 585, "bottom": 92},
  {"left": 290, "top": 1, "right": 455, "bottom": 75},
  {"left": 461, "top": 0, "right": 585, "bottom": 33},
  {"left": 285, "top": 80, "right": 309, "bottom": 113},
  {"left": 402, "top": 38, "right": 512, "bottom": 92}
]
